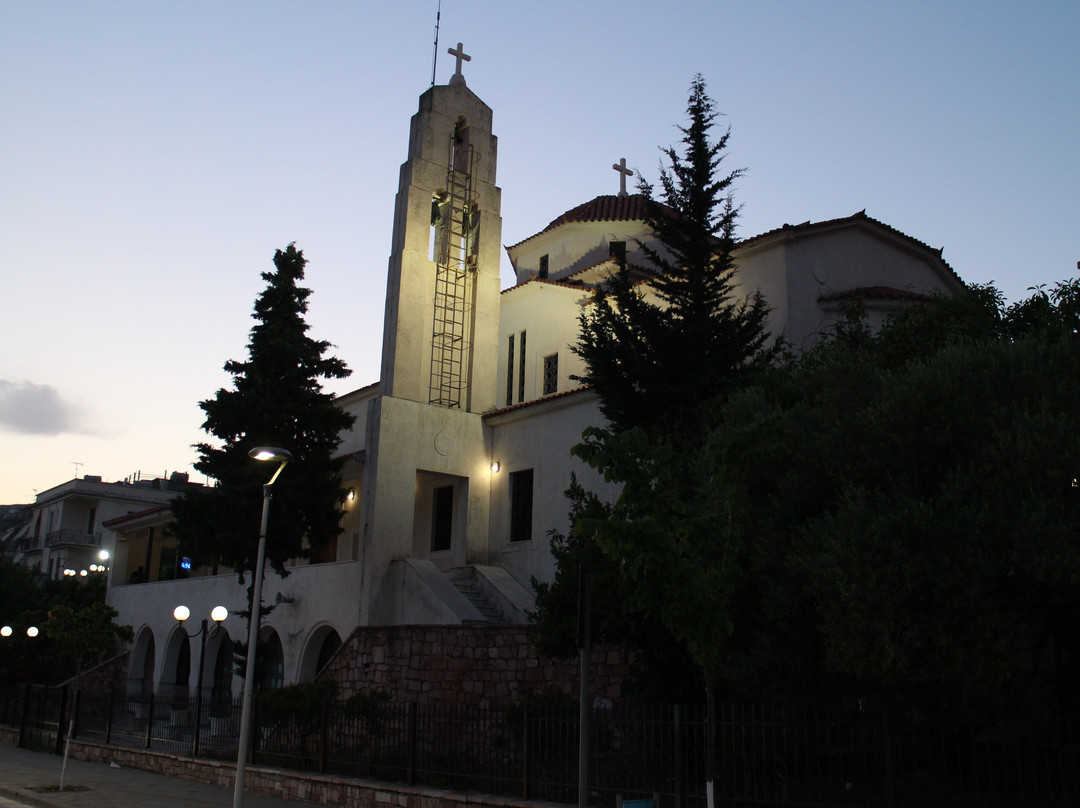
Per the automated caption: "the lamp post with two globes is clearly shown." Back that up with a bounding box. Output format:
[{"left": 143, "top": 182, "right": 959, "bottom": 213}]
[
  {"left": 233, "top": 446, "right": 292, "bottom": 808},
  {"left": 173, "top": 604, "right": 228, "bottom": 756}
]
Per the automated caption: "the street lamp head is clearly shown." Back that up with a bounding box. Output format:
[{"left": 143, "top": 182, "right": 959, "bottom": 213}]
[
  {"left": 99, "top": 549, "right": 110, "bottom": 561},
  {"left": 249, "top": 447, "right": 293, "bottom": 463},
  {"left": 173, "top": 605, "right": 191, "bottom": 623},
  {"left": 210, "top": 605, "right": 229, "bottom": 623},
  {"left": 26, "top": 626, "right": 38, "bottom": 638},
  {"left": 1, "top": 626, "right": 11, "bottom": 637}
]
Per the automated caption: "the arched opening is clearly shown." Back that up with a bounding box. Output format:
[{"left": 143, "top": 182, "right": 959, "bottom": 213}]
[
  {"left": 298, "top": 625, "right": 343, "bottom": 682},
  {"left": 259, "top": 628, "right": 284, "bottom": 694},
  {"left": 161, "top": 625, "right": 191, "bottom": 700},
  {"left": 127, "top": 627, "right": 155, "bottom": 697},
  {"left": 175, "top": 637, "right": 190, "bottom": 687},
  {"left": 210, "top": 632, "right": 233, "bottom": 708}
]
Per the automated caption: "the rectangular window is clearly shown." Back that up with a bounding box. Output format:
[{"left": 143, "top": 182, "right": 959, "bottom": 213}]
[
  {"left": 506, "top": 334, "right": 515, "bottom": 406},
  {"left": 509, "top": 469, "right": 534, "bottom": 542},
  {"left": 87, "top": 507, "right": 96, "bottom": 535},
  {"left": 538, "top": 254, "right": 549, "bottom": 279},
  {"left": 609, "top": 240, "right": 627, "bottom": 265},
  {"left": 518, "top": 330, "right": 527, "bottom": 403},
  {"left": 431, "top": 485, "right": 454, "bottom": 552},
  {"left": 542, "top": 353, "right": 558, "bottom": 396}
]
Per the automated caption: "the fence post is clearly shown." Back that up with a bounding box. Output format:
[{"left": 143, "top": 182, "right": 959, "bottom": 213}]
[
  {"left": 105, "top": 690, "right": 115, "bottom": 745},
  {"left": 881, "top": 699, "right": 895, "bottom": 808},
  {"left": 673, "top": 704, "right": 682, "bottom": 808},
  {"left": 54, "top": 685, "right": 69, "bottom": 756},
  {"left": 144, "top": 692, "right": 155, "bottom": 750},
  {"left": 319, "top": 698, "right": 328, "bottom": 775},
  {"left": 192, "top": 688, "right": 203, "bottom": 758},
  {"left": 18, "top": 682, "right": 30, "bottom": 748},
  {"left": 406, "top": 701, "right": 418, "bottom": 786},
  {"left": 251, "top": 695, "right": 260, "bottom": 760},
  {"left": 521, "top": 705, "right": 530, "bottom": 800},
  {"left": 72, "top": 688, "right": 81, "bottom": 739}
]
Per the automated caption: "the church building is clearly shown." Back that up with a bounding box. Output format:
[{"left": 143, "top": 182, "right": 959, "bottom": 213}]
[{"left": 105, "top": 46, "right": 964, "bottom": 702}]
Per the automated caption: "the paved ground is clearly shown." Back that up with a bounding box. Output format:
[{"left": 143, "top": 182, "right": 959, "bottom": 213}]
[{"left": 0, "top": 746, "right": 313, "bottom": 808}]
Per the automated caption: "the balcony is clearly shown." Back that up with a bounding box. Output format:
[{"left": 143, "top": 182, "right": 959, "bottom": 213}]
[{"left": 44, "top": 529, "right": 102, "bottom": 548}]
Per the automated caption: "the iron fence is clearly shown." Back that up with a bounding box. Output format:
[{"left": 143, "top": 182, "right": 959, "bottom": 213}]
[{"left": 4, "top": 685, "right": 1080, "bottom": 808}]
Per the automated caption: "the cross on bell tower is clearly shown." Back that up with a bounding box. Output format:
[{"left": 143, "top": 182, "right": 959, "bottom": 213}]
[
  {"left": 448, "top": 42, "right": 471, "bottom": 87},
  {"left": 613, "top": 157, "right": 633, "bottom": 197}
]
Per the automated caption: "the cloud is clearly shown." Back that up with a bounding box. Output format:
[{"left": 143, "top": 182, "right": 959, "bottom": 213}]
[{"left": 0, "top": 380, "right": 96, "bottom": 435}]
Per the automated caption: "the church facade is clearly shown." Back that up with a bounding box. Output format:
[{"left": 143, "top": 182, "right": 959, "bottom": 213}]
[{"left": 105, "top": 51, "right": 964, "bottom": 700}]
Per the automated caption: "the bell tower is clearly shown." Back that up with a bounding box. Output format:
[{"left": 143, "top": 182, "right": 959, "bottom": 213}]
[
  {"left": 360, "top": 46, "right": 502, "bottom": 624},
  {"left": 379, "top": 43, "right": 501, "bottom": 413}
]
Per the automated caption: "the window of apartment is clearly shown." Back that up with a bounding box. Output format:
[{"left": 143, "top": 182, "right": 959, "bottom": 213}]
[
  {"left": 505, "top": 334, "right": 515, "bottom": 406},
  {"left": 542, "top": 353, "right": 558, "bottom": 396},
  {"left": 538, "top": 254, "right": 549, "bottom": 279},
  {"left": 609, "top": 240, "right": 626, "bottom": 265},
  {"left": 509, "top": 469, "right": 534, "bottom": 542},
  {"left": 518, "top": 330, "right": 527, "bottom": 403},
  {"left": 431, "top": 485, "right": 454, "bottom": 552},
  {"left": 86, "top": 507, "right": 96, "bottom": 536}
]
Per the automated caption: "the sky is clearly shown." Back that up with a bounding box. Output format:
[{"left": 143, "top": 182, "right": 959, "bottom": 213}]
[{"left": 2, "top": 1, "right": 1077, "bottom": 504}]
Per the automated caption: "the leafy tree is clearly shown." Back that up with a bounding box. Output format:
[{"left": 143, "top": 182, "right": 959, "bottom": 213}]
[
  {"left": 529, "top": 477, "right": 701, "bottom": 700},
  {"left": 44, "top": 602, "right": 134, "bottom": 683},
  {"left": 0, "top": 560, "right": 117, "bottom": 686},
  {"left": 712, "top": 280, "right": 1080, "bottom": 706},
  {"left": 170, "top": 244, "right": 355, "bottom": 579}
]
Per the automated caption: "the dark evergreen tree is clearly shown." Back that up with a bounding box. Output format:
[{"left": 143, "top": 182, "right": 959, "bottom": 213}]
[
  {"left": 532, "top": 78, "right": 777, "bottom": 701},
  {"left": 573, "top": 74, "right": 776, "bottom": 439},
  {"left": 170, "top": 244, "right": 354, "bottom": 579}
]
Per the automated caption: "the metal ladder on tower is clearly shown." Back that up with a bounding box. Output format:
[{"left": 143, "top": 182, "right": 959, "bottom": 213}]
[{"left": 429, "top": 130, "right": 478, "bottom": 408}]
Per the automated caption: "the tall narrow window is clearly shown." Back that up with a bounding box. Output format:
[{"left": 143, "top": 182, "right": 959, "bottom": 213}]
[
  {"left": 510, "top": 469, "right": 534, "bottom": 542},
  {"left": 518, "top": 330, "right": 527, "bottom": 403},
  {"left": 538, "top": 254, "right": 549, "bottom": 279},
  {"left": 87, "top": 507, "right": 96, "bottom": 536},
  {"left": 609, "top": 240, "right": 627, "bottom": 265},
  {"left": 506, "top": 334, "right": 515, "bottom": 406},
  {"left": 542, "top": 353, "right": 558, "bottom": 396},
  {"left": 431, "top": 485, "right": 454, "bottom": 552}
]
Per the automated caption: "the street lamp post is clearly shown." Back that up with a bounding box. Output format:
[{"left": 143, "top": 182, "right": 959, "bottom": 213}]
[
  {"left": 173, "top": 604, "right": 228, "bottom": 757},
  {"left": 233, "top": 446, "right": 291, "bottom": 808}
]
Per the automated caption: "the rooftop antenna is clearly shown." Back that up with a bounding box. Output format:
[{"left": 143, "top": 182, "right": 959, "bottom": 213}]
[
  {"left": 70, "top": 461, "right": 83, "bottom": 478},
  {"left": 430, "top": 0, "right": 442, "bottom": 87}
]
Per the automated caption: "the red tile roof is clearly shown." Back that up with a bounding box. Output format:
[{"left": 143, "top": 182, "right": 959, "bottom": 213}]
[
  {"left": 506, "top": 195, "right": 649, "bottom": 251},
  {"left": 483, "top": 385, "right": 592, "bottom": 418}
]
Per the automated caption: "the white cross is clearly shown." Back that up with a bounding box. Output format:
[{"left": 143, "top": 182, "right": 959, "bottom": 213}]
[
  {"left": 448, "top": 42, "right": 471, "bottom": 82},
  {"left": 613, "top": 158, "right": 633, "bottom": 197}
]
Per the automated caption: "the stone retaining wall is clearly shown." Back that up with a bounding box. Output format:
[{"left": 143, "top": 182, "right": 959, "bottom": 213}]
[
  {"left": 60, "top": 738, "right": 568, "bottom": 808},
  {"left": 324, "top": 625, "right": 631, "bottom": 708}
]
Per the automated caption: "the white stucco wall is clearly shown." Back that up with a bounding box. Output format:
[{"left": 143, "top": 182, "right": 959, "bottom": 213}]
[
  {"left": 486, "top": 389, "right": 617, "bottom": 588},
  {"left": 109, "top": 560, "right": 362, "bottom": 695}
]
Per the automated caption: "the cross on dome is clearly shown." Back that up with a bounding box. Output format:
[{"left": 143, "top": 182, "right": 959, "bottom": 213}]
[
  {"left": 612, "top": 158, "right": 634, "bottom": 197},
  {"left": 448, "top": 42, "right": 471, "bottom": 87}
]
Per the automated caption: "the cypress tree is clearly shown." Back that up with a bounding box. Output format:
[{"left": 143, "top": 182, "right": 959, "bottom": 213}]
[
  {"left": 574, "top": 75, "right": 776, "bottom": 439},
  {"left": 170, "top": 244, "right": 355, "bottom": 578}
]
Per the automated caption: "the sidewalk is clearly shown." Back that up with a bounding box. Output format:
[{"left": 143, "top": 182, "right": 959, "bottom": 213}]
[{"left": 0, "top": 746, "right": 313, "bottom": 808}]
